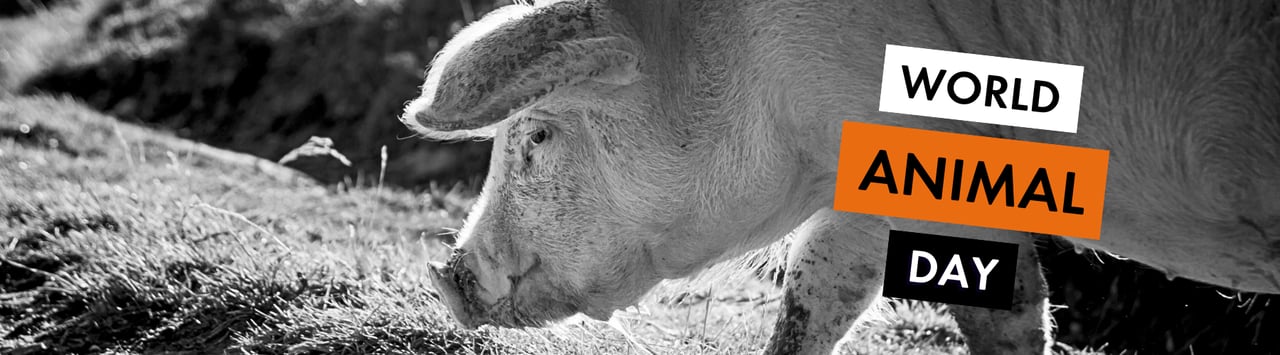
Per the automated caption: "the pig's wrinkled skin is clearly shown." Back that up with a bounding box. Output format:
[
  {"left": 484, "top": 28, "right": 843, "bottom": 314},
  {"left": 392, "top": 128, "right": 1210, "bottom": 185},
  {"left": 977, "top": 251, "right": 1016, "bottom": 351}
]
[{"left": 401, "top": 1, "right": 1280, "bottom": 354}]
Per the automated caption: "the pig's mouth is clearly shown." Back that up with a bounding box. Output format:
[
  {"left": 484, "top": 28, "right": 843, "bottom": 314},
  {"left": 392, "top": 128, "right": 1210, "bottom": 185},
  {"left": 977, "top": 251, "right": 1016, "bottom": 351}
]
[{"left": 427, "top": 250, "right": 560, "bottom": 329}]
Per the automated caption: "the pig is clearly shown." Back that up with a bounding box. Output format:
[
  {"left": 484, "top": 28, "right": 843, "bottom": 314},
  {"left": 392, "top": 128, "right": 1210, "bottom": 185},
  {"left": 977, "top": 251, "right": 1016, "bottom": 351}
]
[{"left": 401, "top": 1, "right": 1280, "bottom": 353}]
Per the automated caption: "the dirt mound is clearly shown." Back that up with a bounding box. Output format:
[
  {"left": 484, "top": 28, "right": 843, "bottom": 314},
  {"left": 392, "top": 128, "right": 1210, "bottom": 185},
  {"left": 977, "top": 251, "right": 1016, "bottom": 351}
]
[{"left": 18, "top": 0, "right": 498, "bottom": 189}]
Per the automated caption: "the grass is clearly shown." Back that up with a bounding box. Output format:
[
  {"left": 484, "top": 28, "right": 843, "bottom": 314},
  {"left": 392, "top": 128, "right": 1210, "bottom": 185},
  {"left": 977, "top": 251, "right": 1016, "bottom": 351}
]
[{"left": 0, "top": 95, "right": 1040, "bottom": 354}]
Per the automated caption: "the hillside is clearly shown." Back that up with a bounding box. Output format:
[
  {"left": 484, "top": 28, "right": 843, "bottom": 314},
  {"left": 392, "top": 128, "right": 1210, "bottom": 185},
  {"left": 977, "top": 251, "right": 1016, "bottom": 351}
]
[{"left": 5, "top": 0, "right": 493, "bottom": 188}]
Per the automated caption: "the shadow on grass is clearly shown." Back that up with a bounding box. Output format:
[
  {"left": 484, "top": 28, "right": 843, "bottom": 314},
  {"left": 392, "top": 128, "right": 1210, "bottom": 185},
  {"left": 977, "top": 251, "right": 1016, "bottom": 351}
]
[{"left": 1039, "top": 237, "right": 1280, "bottom": 354}]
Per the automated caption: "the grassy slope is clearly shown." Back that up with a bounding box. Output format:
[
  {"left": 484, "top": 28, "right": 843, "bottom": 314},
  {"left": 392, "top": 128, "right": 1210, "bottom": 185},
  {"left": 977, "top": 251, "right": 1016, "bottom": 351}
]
[
  {"left": 1, "top": 95, "right": 487, "bottom": 354},
  {"left": 0, "top": 95, "right": 1038, "bottom": 354}
]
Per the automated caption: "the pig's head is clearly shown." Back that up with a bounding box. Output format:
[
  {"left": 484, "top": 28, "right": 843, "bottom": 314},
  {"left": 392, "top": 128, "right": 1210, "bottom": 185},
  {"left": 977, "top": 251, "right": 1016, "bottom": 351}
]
[{"left": 401, "top": 1, "right": 805, "bottom": 329}]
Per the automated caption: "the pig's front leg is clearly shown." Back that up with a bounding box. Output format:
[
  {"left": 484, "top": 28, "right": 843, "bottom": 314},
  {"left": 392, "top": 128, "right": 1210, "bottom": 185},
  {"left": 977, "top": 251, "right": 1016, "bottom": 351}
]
[{"left": 766, "top": 209, "right": 888, "bottom": 355}]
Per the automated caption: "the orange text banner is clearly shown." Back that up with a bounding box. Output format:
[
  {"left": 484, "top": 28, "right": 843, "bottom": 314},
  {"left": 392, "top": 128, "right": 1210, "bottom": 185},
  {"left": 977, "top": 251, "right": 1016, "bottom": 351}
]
[{"left": 833, "top": 121, "right": 1109, "bottom": 240}]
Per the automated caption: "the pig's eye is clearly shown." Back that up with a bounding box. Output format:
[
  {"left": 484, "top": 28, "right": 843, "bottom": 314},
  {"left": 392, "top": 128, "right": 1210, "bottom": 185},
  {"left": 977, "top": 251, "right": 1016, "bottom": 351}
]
[{"left": 530, "top": 128, "right": 550, "bottom": 145}]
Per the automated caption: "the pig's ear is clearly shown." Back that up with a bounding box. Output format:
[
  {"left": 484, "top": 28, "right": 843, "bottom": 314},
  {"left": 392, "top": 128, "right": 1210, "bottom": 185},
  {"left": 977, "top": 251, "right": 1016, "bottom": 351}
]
[{"left": 402, "top": 2, "right": 641, "bottom": 133}]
